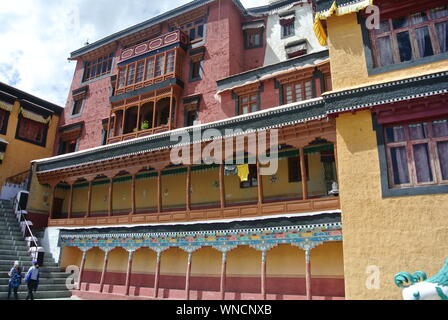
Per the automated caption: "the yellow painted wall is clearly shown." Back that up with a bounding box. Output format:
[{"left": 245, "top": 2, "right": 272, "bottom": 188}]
[
  {"left": 27, "top": 172, "right": 51, "bottom": 214},
  {"left": 337, "top": 110, "right": 448, "bottom": 300},
  {"left": 191, "top": 247, "right": 221, "bottom": 277},
  {"left": 160, "top": 247, "right": 188, "bottom": 275},
  {"left": 162, "top": 173, "right": 187, "bottom": 208},
  {"left": 107, "top": 248, "right": 128, "bottom": 273},
  {"left": 132, "top": 248, "right": 156, "bottom": 274},
  {"left": 0, "top": 101, "right": 59, "bottom": 188},
  {"left": 84, "top": 247, "right": 105, "bottom": 271},
  {"left": 112, "top": 180, "right": 132, "bottom": 212},
  {"left": 191, "top": 169, "right": 220, "bottom": 205},
  {"left": 72, "top": 184, "right": 88, "bottom": 215},
  {"left": 91, "top": 183, "right": 108, "bottom": 214},
  {"left": 135, "top": 177, "right": 157, "bottom": 210},
  {"left": 60, "top": 246, "right": 82, "bottom": 270},
  {"left": 327, "top": 13, "right": 448, "bottom": 92},
  {"left": 228, "top": 246, "right": 261, "bottom": 276}
]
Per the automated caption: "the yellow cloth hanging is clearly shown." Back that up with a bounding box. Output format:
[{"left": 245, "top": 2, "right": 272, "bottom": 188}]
[
  {"left": 313, "top": 0, "right": 374, "bottom": 46},
  {"left": 20, "top": 107, "right": 51, "bottom": 124},
  {"left": 237, "top": 164, "right": 250, "bottom": 182}
]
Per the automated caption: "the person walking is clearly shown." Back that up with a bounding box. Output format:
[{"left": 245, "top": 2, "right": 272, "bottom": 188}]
[
  {"left": 7, "top": 261, "right": 22, "bottom": 300},
  {"left": 25, "top": 261, "right": 40, "bottom": 300}
]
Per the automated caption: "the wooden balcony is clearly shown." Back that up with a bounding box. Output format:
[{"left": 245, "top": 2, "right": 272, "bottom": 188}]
[
  {"left": 48, "top": 197, "right": 340, "bottom": 228},
  {"left": 114, "top": 30, "right": 187, "bottom": 97},
  {"left": 107, "top": 124, "right": 171, "bottom": 144}
]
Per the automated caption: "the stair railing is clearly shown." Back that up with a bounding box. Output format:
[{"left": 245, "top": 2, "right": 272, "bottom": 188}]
[{"left": 12, "top": 197, "right": 39, "bottom": 261}]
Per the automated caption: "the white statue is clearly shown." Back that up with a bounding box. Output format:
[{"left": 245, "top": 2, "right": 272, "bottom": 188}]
[{"left": 395, "top": 258, "right": 448, "bottom": 300}]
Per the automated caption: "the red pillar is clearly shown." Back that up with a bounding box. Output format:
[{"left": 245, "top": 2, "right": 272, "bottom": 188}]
[
  {"left": 99, "top": 249, "right": 110, "bottom": 293},
  {"left": 154, "top": 251, "right": 162, "bottom": 298},
  {"left": 125, "top": 250, "right": 134, "bottom": 296},
  {"left": 185, "top": 252, "right": 192, "bottom": 300},
  {"left": 67, "top": 183, "right": 74, "bottom": 219},
  {"left": 220, "top": 252, "right": 227, "bottom": 300},
  {"left": 305, "top": 249, "right": 312, "bottom": 300},
  {"left": 77, "top": 250, "right": 87, "bottom": 290},
  {"left": 261, "top": 250, "right": 267, "bottom": 300}
]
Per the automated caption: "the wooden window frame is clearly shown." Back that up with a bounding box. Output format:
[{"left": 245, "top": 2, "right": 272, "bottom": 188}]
[
  {"left": 370, "top": 6, "right": 448, "bottom": 68},
  {"left": 179, "top": 19, "right": 206, "bottom": 43},
  {"left": 83, "top": 53, "right": 114, "bottom": 82},
  {"left": 283, "top": 80, "right": 313, "bottom": 105},
  {"left": 71, "top": 99, "right": 84, "bottom": 117},
  {"left": 0, "top": 108, "right": 10, "bottom": 135},
  {"left": 384, "top": 119, "right": 448, "bottom": 189},
  {"left": 244, "top": 29, "right": 264, "bottom": 49},
  {"left": 281, "top": 20, "right": 295, "bottom": 39},
  {"left": 15, "top": 115, "right": 48, "bottom": 147},
  {"left": 116, "top": 49, "right": 177, "bottom": 91},
  {"left": 238, "top": 92, "right": 259, "bottom": 115}
]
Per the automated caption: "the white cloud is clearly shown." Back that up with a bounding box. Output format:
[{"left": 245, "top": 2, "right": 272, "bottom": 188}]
[{"left": 0, "top": 0, "right": 269, "bottom": 106}]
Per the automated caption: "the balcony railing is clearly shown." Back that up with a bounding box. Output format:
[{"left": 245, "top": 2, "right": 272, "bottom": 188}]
[{"left": 48, "top": 197, "right": 340, "bottom": 227}]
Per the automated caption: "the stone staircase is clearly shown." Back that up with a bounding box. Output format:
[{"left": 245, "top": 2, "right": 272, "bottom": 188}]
[{"left": 0, "top": 200, "right": 72, "bottom": 299}]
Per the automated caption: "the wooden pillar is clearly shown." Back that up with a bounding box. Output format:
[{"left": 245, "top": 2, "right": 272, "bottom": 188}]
[
  {"left": 220, "top": 252, "right": 227, "bottom": 300},
  {"left": 154, "top": 251, "right": 162, "bottom": 298},
  {"left": 122, "top": 108, "right": 127, "bottom": 137},
  {"left": 125, "top": 250, "right": 134, "bottom": 296},
  {"left": 168, "top": 87, "right": 174, "bottom": 130},
  {"left": 99, "top": 249, "right": 110, "bottom": 293},
  {"left": 261, "top": 250, "right": 267, "bottom": 300},
  {"left": 152, "top": 101, "right": 157, "bottom": 131},
  {"left": 77, "top": 250, "right": 87, "bottom": 290},
  {"left": 130, "top": 174, "right": 136, "bottom": 215},
  {"left": 219, "top": 164, "right": 225, "bottom": 209},
  {"left": 305, "top": 249, "right": 312, "bottom": 300},
  {"left": 299, "top": 147, "right": 308, "bottom": 200},
  {"left": 136, "top": 103, "right": 141, "bottom": 133},
  {"left": 333, "top": 143, "right": 339, "bottom": 177},
  {"left": 86, "top": 180, "right": 93, "bottom": 218},
  {"left": 106, "top": 110, "right": 112, "bottom": 143},
  {"left": 185, "top": 252, "right": 193, "bottom": 300},
  {"left": 186, "top": 165, "right": 191, "bottom": 211},
  {"left": 157, "top": 170, "right": 162, "bottom": 213},
  {"left": 67, "top": 183, "right": 74, "bottom": 219},
  {"left": 256, "top": 157, "right": 263, "bottom": 208},
  {"left": 108, "top": 178, "right": 113, "bottom": 217},
  {"left": 49, "top": 184, "right": 56, "bottom": 219}
]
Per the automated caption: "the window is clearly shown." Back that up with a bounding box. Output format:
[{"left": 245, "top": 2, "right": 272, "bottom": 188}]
[
  {"left": 371, "top": 6, "right": 448, "bottom": 68},
  {"left": 59, "top": 139, "right": 78, "bottom": 155},
  {"left": 288, "top": 155, "right": 310, "bottom": 182},
  {"left": 71, "top": 99, "right": 83, "bottom": 116},
  {"left": 240, "top": 164, "right": 258, "bottom": 188},
  {"left": 16, "top": 116, "right": 47, "bottom": 146},
  {"left": 239, "top": 93, "right": 258, "bottom": 115},
  {"left": 245, "top": 29, "right": 263, "bottom": 49},
  {"left": 283, "top": 80, "right": 313, "bottom": 104},
  {"left": 282, "top": 21, "right": 295, "bottom": 38},
  {"left": 0, "top": 108, "right": 10, "bottom": 135},
  {"left": 178, "top": 19, "right": 205, "bottom": 42},
  {"left": 185, "top": 109, "right": 198, "bottom": 127},
  {"left": 190, "top": 60, "right": 202, "bottom": 81},
  {"left": 384, "top": 119, "right": 448, "bottom": 188},
  {"left": 83, "top": 53, "right": 114, "bottom": 82},
  {"left": 116, "top": 50, "right": 177, "bottom": 90}
]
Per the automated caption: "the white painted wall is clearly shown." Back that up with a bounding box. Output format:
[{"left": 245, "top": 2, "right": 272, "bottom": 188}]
[
  {"left": 263, "top": 2, "right": 326, "bottom": 66},
  {"left": 42, "top": 227, "right": 61, "bottom": 263}
]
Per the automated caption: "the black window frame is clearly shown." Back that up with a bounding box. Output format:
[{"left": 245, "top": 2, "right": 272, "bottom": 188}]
[
  {"left": 15, "top": 114, "right": 49, "bottom": 148},
  {"left": 373, "top": 114, "right": 448, "bottom": 197},
  {"left": 0, "top": 108, "right": 10, "bottom": 135}
]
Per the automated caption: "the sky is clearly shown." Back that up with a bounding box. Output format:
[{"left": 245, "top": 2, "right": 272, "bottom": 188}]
[{"left": 0, "top": 0, "right": 268, "bottom": 107}]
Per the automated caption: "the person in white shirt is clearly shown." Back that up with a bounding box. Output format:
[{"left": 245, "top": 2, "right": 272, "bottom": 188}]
[{"left": 25, "top": 261, "right": 40, "bottom": 300}]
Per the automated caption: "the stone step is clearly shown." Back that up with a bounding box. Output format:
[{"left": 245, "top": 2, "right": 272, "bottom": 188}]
[
  {"left": 0, "top": 250, "right": 29, "bottom": 257},
  {"left": 0, "top": 270, "right": 67, "bottom": 279},
  {"left": 0, "top": 234, "right": 27, "bottom": 241},
  {"left": 0, "top": 277, "right": 68, "bottom": 285},
  {"left": 0, "top": 290, "right": 72, "bottom": 300},
  {"left": 0, "top": 283, "right": 69, "bottom": 292},
  {"left": 0, "top": 244, "right": 29, "bottom": 251}
]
